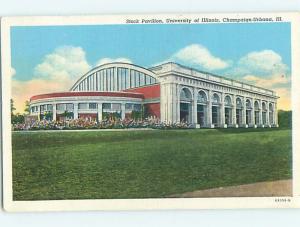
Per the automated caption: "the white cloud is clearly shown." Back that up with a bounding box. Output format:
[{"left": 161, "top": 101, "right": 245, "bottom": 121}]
[
  {"left": 34, "top": 46, "right": 91, "bottom": 82},
  {"left": 233, "top": 50, "right": 289, "bottom": 77},
  {"left": 96, "top": 57, "right": 132, "bottom": 66},
  {"left": 13, "top": 46, "right": 91, "bottom": 113},
  {"left": 234, "top": 50, "right": 291, "bottom": 110},
  {"left": 171, "top": 44, "right": 231, "bottom": 71},
  {"left": 243, "top": 74, "right": 290, "bottom": 88},
  {"left": 242, "top": 74, "right": 291, "bottom": 109}
]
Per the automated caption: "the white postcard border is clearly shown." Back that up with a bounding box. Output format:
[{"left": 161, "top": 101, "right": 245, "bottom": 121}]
[{"left": 1, "top": 12, "right": 300, "bottom": 212}]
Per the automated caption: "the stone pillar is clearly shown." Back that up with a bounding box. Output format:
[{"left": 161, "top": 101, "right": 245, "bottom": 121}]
[
  {"left": 220, "top": 92, "right": 225, "bottom": 127},
  {"left": 97, "top": 103, "right": 103, "bottom": 122},
  {"left": 37, "top": 105, "right": 41, "bottom": 121},
  {"left": 162, "top": 83, "right": 172, "bottom": 123},
  {"left": 170, "top": 83, "right": 178, "bottom": 123},
  {"left": 166, "top": 83, "right": 171, "bottom": 123},
  {"left": 259, "top": 100, "right": 263, "bottom": 126},
  {"left": 193, "top": 88, "right": 198, "bottom": 125},
  {"left": 52, "top": 104, "right": 56, "bottom": 121},
  {"left": 242, "top": 97, "right": 247, "bottom": 127},
  {"left": 121, "top": 103, "right": 126, "bottom": 120},
  {"left": 176, "top": 85, "right": 180, "bottom": 123},
  {"left": 207, "top": 90, "right": 213, "bottom": 128},
  {"left": 232, "top": 94, "right": 237, "bottom": 127},
  {"left": 251, "top": 98, "right": 255, "bottom": 127},
  {"left": 73, "top": 103, "right": 78, "bottom": 119}
]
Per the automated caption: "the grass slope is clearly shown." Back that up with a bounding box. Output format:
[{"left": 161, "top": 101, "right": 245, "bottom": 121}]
[{"left": 12, "top": 128, "right": 292, "bottom": 200}]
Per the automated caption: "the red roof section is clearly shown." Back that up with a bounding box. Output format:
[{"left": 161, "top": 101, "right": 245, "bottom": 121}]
[{"left": 30, "top": 91, "right": 144, "bottom": 101}]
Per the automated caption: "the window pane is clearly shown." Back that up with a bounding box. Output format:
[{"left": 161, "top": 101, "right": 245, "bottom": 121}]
[
  {"left": 112, "top": 103, "right": 121, "bottom": 111},
  {"left": 140, "top": 73, "right": 145, "bottom": 86},
  {"left": 130, "top": 70, "right": 135, "bottom": 88},
  {"left": 134, "top": 104, "right": 142, "bottom": 111},
  {"left": 125, "top": 103, "right": 133, "bottom": 110},
  {"left": 89, "top": 103, "right": 97, "bottom": 109},
  {"left": 135, "top": 71, "right": 139, "bottom": 87},
  {"left": 78, "top": 103, "right": 88, "bottom": 109},
  {"left": 66, "top": 103, "right": 74, "bottom": 110},
  {"left": 57, "top": 104, "right": 65, "bottom": 111},
  {"left": 103, "top": 103, "right": 111, "bottom": 110}
]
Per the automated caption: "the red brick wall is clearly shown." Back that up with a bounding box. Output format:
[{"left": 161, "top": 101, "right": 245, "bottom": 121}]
[
  {"left": 124, "top": 84, "right": 160, "bottom": 99},
  {"left": 145, "top": 103, "right": 160, "bottom": 118},
  {"left": 125, "top": 85, "right": 161, "bottom": 119}
]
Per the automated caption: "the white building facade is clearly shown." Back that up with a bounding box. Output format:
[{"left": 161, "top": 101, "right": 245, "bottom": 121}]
[
  {"left": 151, "top": 63, "right": 278, "bottom": 128},
  {"left": 29, "top": 62, "right": 279, "bottom": 128}
]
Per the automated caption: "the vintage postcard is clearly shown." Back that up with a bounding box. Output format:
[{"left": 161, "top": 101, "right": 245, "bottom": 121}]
[{"left": 1, "top": 12, "right": 300, "bottom": 212}]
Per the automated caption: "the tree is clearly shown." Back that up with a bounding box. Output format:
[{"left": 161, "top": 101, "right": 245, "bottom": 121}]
[
  {"left": 24, "top": 100, "right": 30, "bottom": 115},
  {"left": 278, "top": 110, "right": 292, "bottom": 128},
  {"left": 11, "top": 113, "right": 25, "bottom": 124},
  {"left": 10, "top": 99, "right": 16, "bottom": 115}
]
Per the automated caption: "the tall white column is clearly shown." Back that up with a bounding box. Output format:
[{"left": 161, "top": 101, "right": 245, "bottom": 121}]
[
  {"left": 37, "top": 105, "right": 41, "bottom": 121},
  {"left": 121, "top": 103, "right": 126, "bottom": 120},
  {"left": 165, "top": 83, "right": 171, "bottom": 123},
  {"left": 259, "top": 100, "right": 263, "bottom": 126},
  {"left": 207, "top": 90, "right": 213, "bottom": 128},
  {"left": 52, "top": 104, "right": 57, "bottom": 121},
  {"left": 242, "top": 97, "right": 247, "bottom": 127},
  {"left": 220, "top": 92, "right": 225, "bottom": 127},
  {"left": 175, "top": 84, "right": 180, "bottom": 123},
  {"left": 193, "top": 88, "right": 198, "bottom": 125},
  {"left": 97, "top": 103, "right": 103, "bottom": 122},
  {"left": 266, "top": 101, "right": 270, "bottom": 126},
  {"left": 232, "top": 94, "right": 237, "bottom": 127},
  {"left": 164, "top": 82, "right": 180, "bottom": 124},
  {"left": 251, "top": 98, "right": 255, "bottom": 127},
  {"left": 73, "top": 103, "right": 78, "bottom": 119},
  {"left": 170, "top": 83, "right": 177, "bottom": 123}
]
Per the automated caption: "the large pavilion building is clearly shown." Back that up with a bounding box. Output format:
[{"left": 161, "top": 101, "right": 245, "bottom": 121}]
[{"left": 29, "top": 62, "right": 279, "bottom": 128}]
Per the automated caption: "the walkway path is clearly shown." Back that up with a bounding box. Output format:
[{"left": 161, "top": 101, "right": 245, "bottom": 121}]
[{"left": 170, "top": 179, "right": 292, "bottom": 198}]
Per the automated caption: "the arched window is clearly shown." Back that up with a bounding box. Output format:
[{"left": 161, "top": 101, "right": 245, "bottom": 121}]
[
  {"left": 246, "top": 99, "right": 251, "bottom": 109},
  {"left": 262, "top": 102, "right": 267, "bottom": 111},
  {"left": 269, "top": 103, "right": 273, "bottom": 111},
  {"left": 197, "top": 90, "right": 207, "bottom": 103},
  {"left": 212, "top": 93, "right": 220, "bottom": 104},
  {"left": 224, "top": 95, "right": 232, "bottom": 106},
  {"left": 236, "top": 97, "right": 243, "bottom": 108},
  {"left": 254, "top": 101, "right": 259, "bottom": 110},
  {"left": 180, "top": 88, "right": 192, "bottom": 101},
  {"left": 71, "top": 63, "right": 158, "bottom": 92}
]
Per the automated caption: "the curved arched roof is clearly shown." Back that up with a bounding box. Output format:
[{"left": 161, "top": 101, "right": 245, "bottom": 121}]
[{"left": 70, "top": 62, "right": 158, "bottom": 92}]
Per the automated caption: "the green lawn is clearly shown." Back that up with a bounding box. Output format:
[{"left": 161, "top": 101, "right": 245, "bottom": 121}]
[{"left": 12, "top": 128, "right": 292, "bottom": 200}]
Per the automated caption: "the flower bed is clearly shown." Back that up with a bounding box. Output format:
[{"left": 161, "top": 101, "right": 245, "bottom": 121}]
[{"left": 12, "top": 118, "right": 194, "bottom": 131}]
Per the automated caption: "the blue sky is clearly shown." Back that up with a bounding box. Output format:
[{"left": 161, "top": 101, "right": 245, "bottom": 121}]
[
  {"left": 10, "top": 23, "right": 291, "bottom": 111},
  {"left": 11, "top": 23, "right": 291, "bottom": 81}
]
